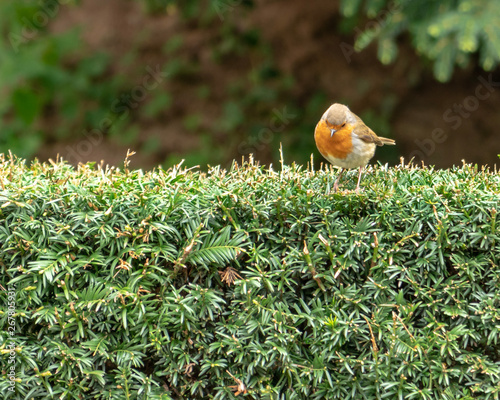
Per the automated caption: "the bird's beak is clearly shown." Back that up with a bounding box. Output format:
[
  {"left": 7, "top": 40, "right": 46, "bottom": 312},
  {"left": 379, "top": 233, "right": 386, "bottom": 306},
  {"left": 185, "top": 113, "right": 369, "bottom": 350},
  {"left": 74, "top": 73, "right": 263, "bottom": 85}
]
[{"left": 330, "top": 128, "right": 336, "bottom": 137}]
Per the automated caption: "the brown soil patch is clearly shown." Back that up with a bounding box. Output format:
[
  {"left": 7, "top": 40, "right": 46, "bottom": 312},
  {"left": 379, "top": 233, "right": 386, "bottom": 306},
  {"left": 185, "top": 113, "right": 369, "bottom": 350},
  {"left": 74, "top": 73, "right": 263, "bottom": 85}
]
[{"left": 37, "top": 0, "right": 500, "bottom": 169}]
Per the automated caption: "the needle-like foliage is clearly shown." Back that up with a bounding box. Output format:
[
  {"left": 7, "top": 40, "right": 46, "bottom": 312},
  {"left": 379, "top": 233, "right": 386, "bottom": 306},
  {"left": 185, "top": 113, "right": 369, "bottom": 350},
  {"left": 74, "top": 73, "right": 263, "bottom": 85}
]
[
  {"left": 341, "top": 0, "right": 500, "bottom": 82},
  {"left": 0, "top": 154, "right": 499, "bottom": 399}
]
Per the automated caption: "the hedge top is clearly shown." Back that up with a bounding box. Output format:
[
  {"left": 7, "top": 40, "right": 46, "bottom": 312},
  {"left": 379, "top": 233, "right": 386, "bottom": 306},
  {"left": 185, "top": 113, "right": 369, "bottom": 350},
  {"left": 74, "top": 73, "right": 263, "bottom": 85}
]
[{"left": 1, "top": 154, "right": 499, "bottom": 399}]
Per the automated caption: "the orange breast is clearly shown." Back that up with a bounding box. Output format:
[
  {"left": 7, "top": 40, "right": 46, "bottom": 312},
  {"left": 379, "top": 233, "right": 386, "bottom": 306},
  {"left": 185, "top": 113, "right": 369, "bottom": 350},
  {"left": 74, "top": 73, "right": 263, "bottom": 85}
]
[{"left": 314, "top": 119, "right": 353, "bottom": 160}]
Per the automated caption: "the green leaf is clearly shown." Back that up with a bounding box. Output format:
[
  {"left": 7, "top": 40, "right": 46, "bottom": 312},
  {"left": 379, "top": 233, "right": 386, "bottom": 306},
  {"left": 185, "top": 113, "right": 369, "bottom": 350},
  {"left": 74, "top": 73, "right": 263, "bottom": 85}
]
[
  {"left": 12, "top": 87, "right": 41, "bottom": 125},
  {"left": 433, "top": 42, "right": 456, "bottom": 82},
  {"left": 340, "top": 0, "right": 363, "bottom": 18}
]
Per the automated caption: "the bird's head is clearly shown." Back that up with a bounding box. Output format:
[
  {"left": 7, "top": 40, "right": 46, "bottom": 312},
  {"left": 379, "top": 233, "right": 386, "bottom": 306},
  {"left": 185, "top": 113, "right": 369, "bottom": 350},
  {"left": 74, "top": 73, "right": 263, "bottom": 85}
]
[{"left": 322, "top": 103, "right": 355, "bottom": 136}]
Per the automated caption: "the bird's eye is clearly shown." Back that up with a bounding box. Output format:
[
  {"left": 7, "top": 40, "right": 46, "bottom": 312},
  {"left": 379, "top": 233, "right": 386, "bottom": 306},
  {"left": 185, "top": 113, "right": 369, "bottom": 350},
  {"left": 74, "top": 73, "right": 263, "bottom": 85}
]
[{"left": 341, "top": 123, "right": 346, "bottom": 127}]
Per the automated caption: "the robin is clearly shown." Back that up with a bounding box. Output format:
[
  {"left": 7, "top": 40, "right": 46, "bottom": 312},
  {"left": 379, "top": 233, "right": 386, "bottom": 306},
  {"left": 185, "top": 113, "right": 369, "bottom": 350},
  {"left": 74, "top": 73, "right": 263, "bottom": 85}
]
[{"left": 314, "top": 103, "right": 396, "bottom": 192}]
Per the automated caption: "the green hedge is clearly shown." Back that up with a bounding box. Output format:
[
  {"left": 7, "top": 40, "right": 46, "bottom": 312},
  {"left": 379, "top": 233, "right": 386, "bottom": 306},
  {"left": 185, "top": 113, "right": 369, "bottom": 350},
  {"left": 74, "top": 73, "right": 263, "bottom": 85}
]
[{"left": 1, "top": 154, "right": 499, "bottom": 399}]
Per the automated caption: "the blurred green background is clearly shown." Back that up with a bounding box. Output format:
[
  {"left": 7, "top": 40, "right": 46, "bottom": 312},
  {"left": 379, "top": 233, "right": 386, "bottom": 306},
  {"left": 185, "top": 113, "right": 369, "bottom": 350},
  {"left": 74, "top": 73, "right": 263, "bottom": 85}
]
[{"left": 1, "top": 0, "right": 499, "bottom": 169}]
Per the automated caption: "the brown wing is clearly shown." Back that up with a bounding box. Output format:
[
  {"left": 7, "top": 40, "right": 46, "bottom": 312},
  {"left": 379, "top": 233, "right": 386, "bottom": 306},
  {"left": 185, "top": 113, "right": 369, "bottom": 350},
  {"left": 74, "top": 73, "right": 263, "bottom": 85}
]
[{"left": 352, "top": 112, "right": 395, "bottom": 146}]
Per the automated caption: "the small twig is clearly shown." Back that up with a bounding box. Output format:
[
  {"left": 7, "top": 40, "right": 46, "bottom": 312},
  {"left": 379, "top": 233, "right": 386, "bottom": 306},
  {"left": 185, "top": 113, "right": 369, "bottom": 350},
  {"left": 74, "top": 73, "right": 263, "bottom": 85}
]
[
  {"left": 226, "top": 370, "right": 247, "bottom": 396},
  {"left": 174, "top": 223, "right": 203, "bottom": 269},
  {"left": 219, "top": 267, "right": 242, "bottom": 286},
  {"left": 393, "top": 311, "right": 416, "bottom": 343},
  {"left": 124, "top": 149, "right": 136, "bottom": 174},
  {"left": 362, "top": 315, "right": 378, "bottom": 354},
  {"left": 303, "top": 240, "right": 325, "bottom": 291}
]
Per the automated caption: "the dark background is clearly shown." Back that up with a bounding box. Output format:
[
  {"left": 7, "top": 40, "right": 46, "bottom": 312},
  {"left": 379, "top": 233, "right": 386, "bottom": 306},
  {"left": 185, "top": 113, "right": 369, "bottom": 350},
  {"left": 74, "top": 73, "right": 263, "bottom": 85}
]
[{"left": 1, "top": 0, "right": 499, "bottom": 170}]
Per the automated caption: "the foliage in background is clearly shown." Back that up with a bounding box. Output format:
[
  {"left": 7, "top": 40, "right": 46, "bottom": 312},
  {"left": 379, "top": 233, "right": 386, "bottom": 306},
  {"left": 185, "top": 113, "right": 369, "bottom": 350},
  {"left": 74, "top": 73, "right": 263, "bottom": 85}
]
[
  {"left": 0, "top": 0, "right": 498, "bottom": 166},
  {"left": 340, "top": 0, "right": 500, "bottom": 82},
  {"left": 0, "top": 0, "right": 318, "bottom": 168},
  {"left": 0, "top": 1, "right": 119, "bottom": 159},
  {"left": 1, "top": 155, "right": 499, "bottom": 399}
]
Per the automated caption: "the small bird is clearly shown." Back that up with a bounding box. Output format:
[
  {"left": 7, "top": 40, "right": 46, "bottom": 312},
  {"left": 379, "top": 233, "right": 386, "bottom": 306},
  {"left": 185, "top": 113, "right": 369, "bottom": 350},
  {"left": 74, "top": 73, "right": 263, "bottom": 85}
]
[{"left": 314, "top": 103, "right": 396, "bottom": 192}]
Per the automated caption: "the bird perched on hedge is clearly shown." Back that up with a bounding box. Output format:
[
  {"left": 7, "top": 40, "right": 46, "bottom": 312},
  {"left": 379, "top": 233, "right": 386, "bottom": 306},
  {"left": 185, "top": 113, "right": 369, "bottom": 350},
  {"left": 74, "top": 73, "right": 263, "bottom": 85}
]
[{"left": 314, "top": 103, "right": 396, "bottom": 192}]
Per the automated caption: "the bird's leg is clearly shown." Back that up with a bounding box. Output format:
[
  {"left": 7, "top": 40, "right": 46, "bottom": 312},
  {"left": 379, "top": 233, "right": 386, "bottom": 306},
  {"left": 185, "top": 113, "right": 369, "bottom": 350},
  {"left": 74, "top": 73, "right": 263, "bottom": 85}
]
[
  {"left": 355, "top": 166, "right": 364, "bottom": 192},
  {"left": 333, "top": 168, "right": 344, "bottom": 192}
]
